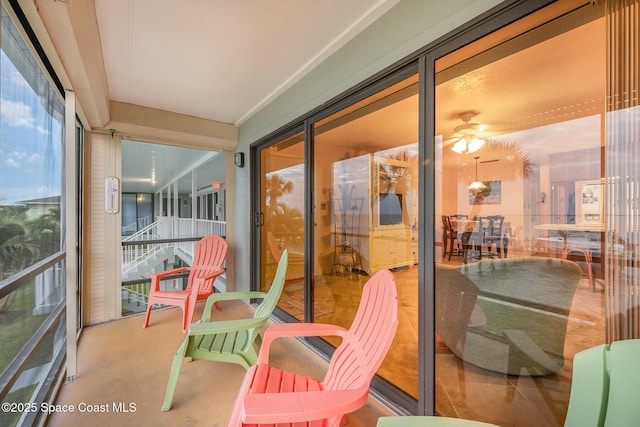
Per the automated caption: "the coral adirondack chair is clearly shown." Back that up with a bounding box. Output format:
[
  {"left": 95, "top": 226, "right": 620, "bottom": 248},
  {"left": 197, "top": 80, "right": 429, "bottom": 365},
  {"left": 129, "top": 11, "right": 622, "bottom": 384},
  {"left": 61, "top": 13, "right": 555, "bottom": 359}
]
[
  {"left": 162, "top": 250, "right": 289, "bottom": 412},
  {"left": 143, "top": 234, "right": 228, "bottom": 333},
  {"left": 227, "top": 269, "right": 399, "bottom": 427}
]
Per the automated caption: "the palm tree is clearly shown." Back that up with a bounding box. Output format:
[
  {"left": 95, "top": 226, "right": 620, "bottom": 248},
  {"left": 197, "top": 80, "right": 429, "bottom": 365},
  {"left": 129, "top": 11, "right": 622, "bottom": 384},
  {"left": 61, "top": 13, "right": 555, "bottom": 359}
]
[
  {"left": 382, "top": 149, "right": 417, "bottom": 195},
  {"left": 0, "top": 202, "right": 36, "bottom": 276},
  {"left": 266, "top": 173, "right": 294, "bottom": 207},
  {"left": 27, "top": 206, "right": 61, "bottom": 258}
]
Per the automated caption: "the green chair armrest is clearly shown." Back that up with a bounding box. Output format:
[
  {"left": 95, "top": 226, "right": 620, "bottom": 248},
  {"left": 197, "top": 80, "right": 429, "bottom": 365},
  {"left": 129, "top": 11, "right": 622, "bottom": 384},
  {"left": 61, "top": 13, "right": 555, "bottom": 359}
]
[
  {"left": 187, "top": 317, "right": 267, "bottom": 336},
  {"left": 377, "top": 416, "right": 500, "bottom": 427},
  {"left": 202, "top": 291, "right": 268, "bottom": 321}
]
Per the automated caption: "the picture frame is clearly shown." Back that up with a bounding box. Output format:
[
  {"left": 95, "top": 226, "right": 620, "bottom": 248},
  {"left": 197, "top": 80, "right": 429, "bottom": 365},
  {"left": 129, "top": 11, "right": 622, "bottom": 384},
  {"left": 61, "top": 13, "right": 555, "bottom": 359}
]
[{"left": 469, "top": 180, "right": 501, "bottom": 205}]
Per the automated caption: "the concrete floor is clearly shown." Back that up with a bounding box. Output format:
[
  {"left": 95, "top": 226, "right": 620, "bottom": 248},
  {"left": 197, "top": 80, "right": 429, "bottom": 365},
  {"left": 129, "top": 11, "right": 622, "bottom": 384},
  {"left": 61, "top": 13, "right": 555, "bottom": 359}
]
[
  {"left": 47, "top": 252, "right": 603, "bottom": 426},
  {"left": 47, "top": 300, "right": 389, "bottom": 426}
]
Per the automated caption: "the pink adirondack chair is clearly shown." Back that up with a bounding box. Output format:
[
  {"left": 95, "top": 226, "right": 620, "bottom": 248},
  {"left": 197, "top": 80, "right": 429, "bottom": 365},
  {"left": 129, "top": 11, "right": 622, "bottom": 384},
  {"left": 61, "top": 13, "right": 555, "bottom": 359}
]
[
  {"left": 143, "top": 234, "right": 228, "bottom": 333},
  {"left": 227, "top": 269, "right": 399, "bottom": 427}
]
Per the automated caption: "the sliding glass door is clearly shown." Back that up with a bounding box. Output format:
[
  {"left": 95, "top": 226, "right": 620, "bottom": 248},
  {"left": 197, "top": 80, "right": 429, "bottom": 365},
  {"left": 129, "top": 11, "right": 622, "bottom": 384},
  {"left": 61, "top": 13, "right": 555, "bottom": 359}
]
[
  {"left": 311, "top": 73, "right": 420, "bottom": 397},
  {"left": 257, "top": 130, "right": 306, "bottom": 319},
  {"left": 433, "top": 3, "right": 607, "bottom": 425},
  {"left": 250, "top": 0, "right": 639, "bottom": 421}
]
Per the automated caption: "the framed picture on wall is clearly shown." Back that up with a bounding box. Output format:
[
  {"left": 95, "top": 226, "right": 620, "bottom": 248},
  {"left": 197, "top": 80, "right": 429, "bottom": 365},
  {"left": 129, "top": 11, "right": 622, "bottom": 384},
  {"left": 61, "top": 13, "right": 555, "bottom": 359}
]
[
  {"left": 576, "top": 179, "right": 604, "bottom": 225},
  {"left": 469, "top": 180, "right": 501, "bottom": 205}
]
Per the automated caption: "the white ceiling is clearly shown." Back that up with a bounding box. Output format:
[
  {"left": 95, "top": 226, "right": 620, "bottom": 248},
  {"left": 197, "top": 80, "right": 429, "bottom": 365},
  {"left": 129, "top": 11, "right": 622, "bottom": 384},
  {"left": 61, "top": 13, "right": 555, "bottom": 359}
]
[
  {"left": 95, "top": 0, "right": 399, "bottom": 126},
  {"left": 96, "top": 2, "right": 605, "bottom": 194},
  {"left": 95, "top": 0, "right": 399, "bottom": 194}
]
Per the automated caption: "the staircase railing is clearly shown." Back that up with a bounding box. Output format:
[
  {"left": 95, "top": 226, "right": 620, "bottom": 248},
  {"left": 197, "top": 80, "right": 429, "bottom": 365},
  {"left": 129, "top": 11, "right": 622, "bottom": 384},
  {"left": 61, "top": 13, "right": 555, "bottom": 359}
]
[{"left": 120, "top": 217, "right": 226, "bottom": 316}]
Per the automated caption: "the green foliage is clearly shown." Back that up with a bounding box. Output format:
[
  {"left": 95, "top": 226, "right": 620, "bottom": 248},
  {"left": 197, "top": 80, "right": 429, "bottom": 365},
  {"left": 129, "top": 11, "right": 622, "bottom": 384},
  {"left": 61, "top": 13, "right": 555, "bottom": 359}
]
[{"left": 0, "top": 201, "right": 60, "bottom": 277}]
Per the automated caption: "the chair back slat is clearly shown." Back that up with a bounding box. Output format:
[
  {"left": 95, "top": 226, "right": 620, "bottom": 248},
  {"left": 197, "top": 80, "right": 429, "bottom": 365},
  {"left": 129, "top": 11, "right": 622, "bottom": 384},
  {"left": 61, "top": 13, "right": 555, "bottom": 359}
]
[
  {"left": 322, "top": 269, "right": 398, "bottom": 391},
  {"left": 254, "top": 250, "right": 288, "bottom": 320},
  {"left": 565, "top": 339, "right": 640, "bottom": 427},
  {"left": 188, "top": 235, "right": 228, "bottom": 294}
]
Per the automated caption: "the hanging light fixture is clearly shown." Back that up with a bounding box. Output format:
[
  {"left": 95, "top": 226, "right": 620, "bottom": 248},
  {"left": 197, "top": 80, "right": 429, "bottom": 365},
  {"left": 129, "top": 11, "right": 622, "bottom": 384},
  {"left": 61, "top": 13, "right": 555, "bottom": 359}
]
[
  {"left": 468, "top": 156, "right": 487, "bottom": 194},
  {"left": 449, "top": 112, "right": 486, "bottom": 154}
]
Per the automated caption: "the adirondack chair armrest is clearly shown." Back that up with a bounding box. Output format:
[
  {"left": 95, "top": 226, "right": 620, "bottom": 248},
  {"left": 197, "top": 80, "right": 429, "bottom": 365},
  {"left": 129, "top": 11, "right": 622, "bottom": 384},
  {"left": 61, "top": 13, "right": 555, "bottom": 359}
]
[
  {"left": 202, "top": 268, "right": 225, "bottom": 281},
  {"left": 189, "top": 268, "right": 227, "bottom": 299},
  {"left": 242, "top": 388, "right": 368, "bottom": 424},
  {"left": 150, "top": 267, "right": 190, "bottom": 291},
  {"left": 187, "top": 317, "right": 267, "bottom": 336},
  {"left": 202, "top": 291, "right": 269, "bottom": 321},
  {"left": 258, "top": 323, "right": 349, "bottom": 364}
]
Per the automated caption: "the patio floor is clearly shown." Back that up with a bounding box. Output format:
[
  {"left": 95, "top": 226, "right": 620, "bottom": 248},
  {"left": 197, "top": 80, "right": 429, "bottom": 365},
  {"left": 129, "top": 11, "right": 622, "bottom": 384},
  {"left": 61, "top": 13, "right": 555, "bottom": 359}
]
[{"left": 47, "top": 300, "right": 388, "bottom": 426}]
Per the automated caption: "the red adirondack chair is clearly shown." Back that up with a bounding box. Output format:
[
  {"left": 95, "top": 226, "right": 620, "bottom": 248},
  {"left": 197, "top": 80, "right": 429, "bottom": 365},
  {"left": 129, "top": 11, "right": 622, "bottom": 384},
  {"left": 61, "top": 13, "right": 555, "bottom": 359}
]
[
  {"left": 142, "top": 234, "right": 228, "bottom": 333},
  {"left": 227, "top": 269, "right": 399, "bottom": 427}
]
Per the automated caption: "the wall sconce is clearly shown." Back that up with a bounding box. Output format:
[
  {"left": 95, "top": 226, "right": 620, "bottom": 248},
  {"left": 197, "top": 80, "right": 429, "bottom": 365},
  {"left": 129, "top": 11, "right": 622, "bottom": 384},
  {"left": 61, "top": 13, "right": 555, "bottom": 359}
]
[{"left": 234, "top": 152, "right": 245, "bottom": 168}]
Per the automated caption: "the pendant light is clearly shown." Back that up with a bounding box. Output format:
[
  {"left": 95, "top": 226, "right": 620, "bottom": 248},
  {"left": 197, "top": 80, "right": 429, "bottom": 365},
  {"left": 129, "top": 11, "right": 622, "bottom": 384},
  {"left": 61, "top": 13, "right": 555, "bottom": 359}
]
[{"left": 468, "top": 156, "right": 487, "bottom": 194}]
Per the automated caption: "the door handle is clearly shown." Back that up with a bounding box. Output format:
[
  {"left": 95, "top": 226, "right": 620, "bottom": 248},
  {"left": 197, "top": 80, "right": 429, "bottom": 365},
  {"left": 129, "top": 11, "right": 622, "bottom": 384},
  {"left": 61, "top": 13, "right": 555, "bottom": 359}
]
[{"left": 254, "top": 211, "right": 264, "bottom": 227}]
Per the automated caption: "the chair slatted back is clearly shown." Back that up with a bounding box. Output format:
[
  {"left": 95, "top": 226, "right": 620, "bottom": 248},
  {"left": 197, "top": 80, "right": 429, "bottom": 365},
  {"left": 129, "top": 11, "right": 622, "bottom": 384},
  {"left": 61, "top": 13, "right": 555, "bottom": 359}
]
[
  {"left": 188, "top": 235, "right": 228, "bottom": 295},
  {"left": 322, "top": 269, "right": 399, "bottom": 391},
  {"left": 565, "top": 339, "right": 640, "bottom": 427},
  {"left": 254, "top": 249, "right": 288, "bottom": 321},
  {"left": 485, "top": 215, "right": 505, "bottom": 238}
]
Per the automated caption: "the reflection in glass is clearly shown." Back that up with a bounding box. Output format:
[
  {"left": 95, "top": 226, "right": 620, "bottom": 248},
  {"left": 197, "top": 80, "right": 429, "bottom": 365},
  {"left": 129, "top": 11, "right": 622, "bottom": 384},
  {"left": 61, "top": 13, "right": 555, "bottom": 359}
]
[
  {"left": 259, "top": 132, "right": 306, "bottom": 319},
  {"left": 313, "top": 75, "right": 419, "bottom": 397},
  {"left": 434, "top": 10, "right": 606, "bottom": 427}
]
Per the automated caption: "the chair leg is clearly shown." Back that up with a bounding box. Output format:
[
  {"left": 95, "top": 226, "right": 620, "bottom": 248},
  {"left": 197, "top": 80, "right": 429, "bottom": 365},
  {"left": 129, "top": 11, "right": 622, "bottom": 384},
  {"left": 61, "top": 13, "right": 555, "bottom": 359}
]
[
  {"left": 142, "top": 299, "right": 153, "bottom": 328},
  {"left": 183, "top": 297, "right": 197, "bottom": 333},
  {"left": 162, "top": 338, "right": 190, "bottom": 411},
  {"left": 442, "top": 232, "right": 449, "bottom": 258}
]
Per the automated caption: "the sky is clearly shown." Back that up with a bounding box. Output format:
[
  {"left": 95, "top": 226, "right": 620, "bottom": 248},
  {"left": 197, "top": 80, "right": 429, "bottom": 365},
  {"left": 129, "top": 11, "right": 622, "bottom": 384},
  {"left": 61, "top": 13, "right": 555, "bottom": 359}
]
[{"left": 1, "top": 50, "right": 63, "bottom": 205}]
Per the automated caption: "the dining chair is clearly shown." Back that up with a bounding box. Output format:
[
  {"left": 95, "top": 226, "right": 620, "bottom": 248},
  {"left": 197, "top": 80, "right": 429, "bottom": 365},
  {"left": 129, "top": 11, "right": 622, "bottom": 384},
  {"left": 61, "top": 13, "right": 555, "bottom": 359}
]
[
  {"left": 481, "top": 215, "right": 506, "bottom": 258},
  {"left": 441, "top": 215, "right": 451, "bottom": 259},
  {"left": 442, "top": 215, "right": 462, "bottom": 260}
]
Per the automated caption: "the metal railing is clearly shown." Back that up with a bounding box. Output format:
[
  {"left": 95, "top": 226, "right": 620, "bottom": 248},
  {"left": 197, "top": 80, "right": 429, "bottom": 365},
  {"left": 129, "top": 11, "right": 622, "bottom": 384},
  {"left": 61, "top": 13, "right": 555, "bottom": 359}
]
[
  {"left": 121, "top": 217, "right": 225, "bottom": 275},
  {"left": 0, "top": 252, "right": 67, "bottom": 425},
  {"left": 120, "top": 217, "right": 226, "bottom": 316}
]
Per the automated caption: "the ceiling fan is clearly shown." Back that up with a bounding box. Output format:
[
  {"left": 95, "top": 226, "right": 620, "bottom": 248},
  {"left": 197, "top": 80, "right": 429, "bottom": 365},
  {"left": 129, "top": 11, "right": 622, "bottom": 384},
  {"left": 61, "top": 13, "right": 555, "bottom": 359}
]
[{"left": 446, "top": 111, "right": 489, "bottom": 154}]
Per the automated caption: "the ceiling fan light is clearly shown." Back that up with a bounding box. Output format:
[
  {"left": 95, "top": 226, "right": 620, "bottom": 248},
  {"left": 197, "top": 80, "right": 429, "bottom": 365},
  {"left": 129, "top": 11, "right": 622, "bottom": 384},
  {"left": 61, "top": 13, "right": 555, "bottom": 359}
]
[
  {"left": 452, "top": 139, "right": 468, "bottom": 153},
  {"left": 468, "top": 137, "right": 485, "bottom": 153}
]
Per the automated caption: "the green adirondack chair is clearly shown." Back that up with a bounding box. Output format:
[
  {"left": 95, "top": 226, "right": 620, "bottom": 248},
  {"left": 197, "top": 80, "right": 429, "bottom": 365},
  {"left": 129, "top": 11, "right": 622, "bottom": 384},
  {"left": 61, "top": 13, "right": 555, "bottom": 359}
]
[
  {"left": 162, "top": 250, "right": 289, "bottom": 411},
  {"left": 564, "top": 338, "right": 640, "bottom": 427}
]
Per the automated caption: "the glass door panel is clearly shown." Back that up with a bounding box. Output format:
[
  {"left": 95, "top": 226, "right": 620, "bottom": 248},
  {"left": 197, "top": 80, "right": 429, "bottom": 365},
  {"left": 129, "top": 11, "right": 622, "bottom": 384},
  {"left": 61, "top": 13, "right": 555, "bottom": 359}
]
[
  {"left": 312, "top": 74, "right": 419, "bottom": 397},
  {"left": 434, "top": 6, "right": 605, "bottom": 426},
  {"left": 258, "top": 131, "right": 306, "bottom": 320}
]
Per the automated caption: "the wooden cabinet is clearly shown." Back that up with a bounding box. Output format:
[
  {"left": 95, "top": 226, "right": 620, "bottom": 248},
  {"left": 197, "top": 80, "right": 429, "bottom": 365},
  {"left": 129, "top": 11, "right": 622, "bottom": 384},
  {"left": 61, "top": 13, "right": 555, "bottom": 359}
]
[
  {"left": 333, "top": 154, "right": 414, "bottom": 275},
  {"left": 366, "top": 227, "right": 413, "bottom": 273}
]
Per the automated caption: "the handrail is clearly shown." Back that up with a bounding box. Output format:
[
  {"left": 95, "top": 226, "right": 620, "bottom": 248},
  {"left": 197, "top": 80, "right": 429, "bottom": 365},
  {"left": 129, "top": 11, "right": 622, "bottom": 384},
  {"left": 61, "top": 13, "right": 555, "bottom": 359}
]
[
  {"left": 122, "top": 216, "right": 169, "bottom": 242},
  {"left": 121, "top": 236, "right": 212, "bottom": 246},
  {"left": 0, "top": 300, "right": 65, "bottom": 402},
  {"left": 121, "top": 217, "right": 226, "bottom": 275},
  {"left": 0, "top": 251, "right": 66, "bottom": 300}
]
